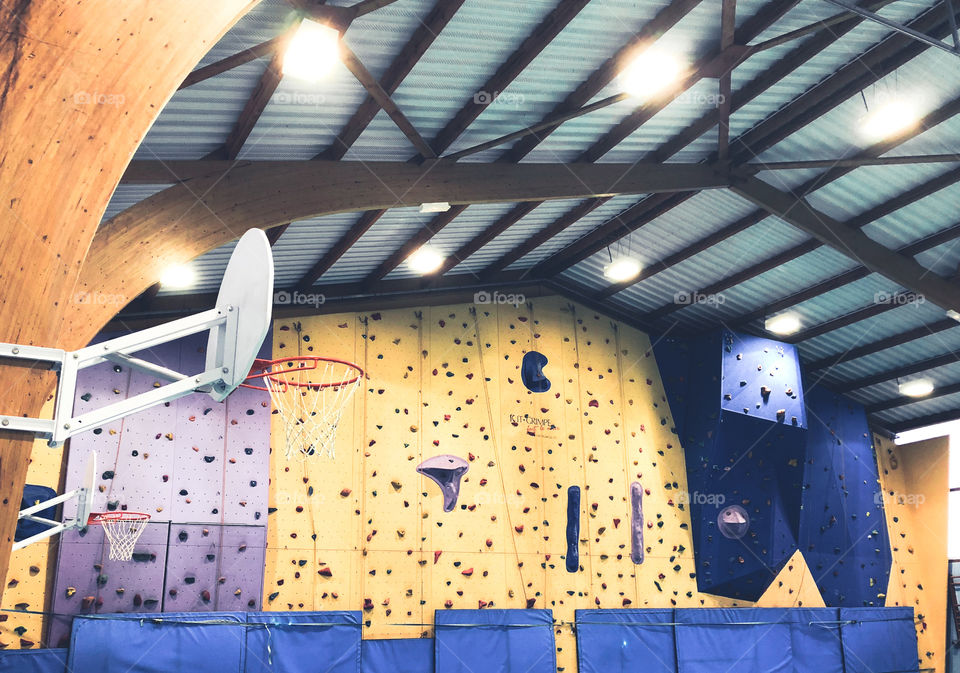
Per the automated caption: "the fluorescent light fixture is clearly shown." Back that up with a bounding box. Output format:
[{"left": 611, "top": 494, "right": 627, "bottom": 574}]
[
  {"left": 282, "top": 19, "right": 341, "bottom": 82},
  {"left": 407, "top": 246, "right": 444, "bottom": 274},
  {"left": 420, "top": 202, "right": 451, "bottom": 214},
  {"left": 765, "top": 313, "right": 802, "bottom": 336},
  {"left": 160, "top": 265, "right": 195, "bottom": 289},
  {"left": 899, "top": 378, "right": 934, "bottom": 398},
  {"left": 621, "top": 48, "right": 682, "bottom": 99},
  {"left": 947, "top": 309, "right": 960, "bottom": 322},
  {"left": 861, "top": 100, "right": 918, "bottom": 140},
  {"left": 603, "top": 257, "right": 642, "bottom": 282}
]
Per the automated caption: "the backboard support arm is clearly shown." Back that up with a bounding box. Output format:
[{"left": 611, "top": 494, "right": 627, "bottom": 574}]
[{"left": 0, "top": 304, "right": 243, "bottom": 446}]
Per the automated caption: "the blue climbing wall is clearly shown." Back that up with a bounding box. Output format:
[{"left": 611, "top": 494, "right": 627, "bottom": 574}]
[
  {"left": 799, "top": 387, "right": 891, "bottom": 607},
  {"left": 655, "top": 330, "right": 806, "bottom": 600}
]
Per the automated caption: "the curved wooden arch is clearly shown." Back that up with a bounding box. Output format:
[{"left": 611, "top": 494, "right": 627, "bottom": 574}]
[
  {"left": 0, "top": 0, "right": 257, "bottom": 598},
  {"left": 65, "top": 160, "right": 728, "bottom": 335}
]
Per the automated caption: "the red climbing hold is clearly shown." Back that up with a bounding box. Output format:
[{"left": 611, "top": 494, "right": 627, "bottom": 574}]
[{"left": 461, "top": 568, "right": 474, "bottom": 576}]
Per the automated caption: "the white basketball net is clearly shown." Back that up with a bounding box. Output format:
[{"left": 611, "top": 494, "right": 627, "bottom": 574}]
[
  {"left": 263, "top": 360, "right": 362, "bottom": 460},
  {"left": 98, "top": 514, "right": 149, "bottom": 561}
]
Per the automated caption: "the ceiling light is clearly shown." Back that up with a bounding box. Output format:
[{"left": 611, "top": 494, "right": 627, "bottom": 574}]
[
  {"left": 603, "top": 257, "right": 642, "bottom": 282},
  {"left": 420, "top": 202, "right": 451, "bottom": 214},
  {"left": 861, "top": 100, "right": 918, "bottom": 140},
  {"left": 899, "top": 378, "right": 934, "bottom": 398},
  {"left": 765, "top": 313, "right": 802, "bottom": 336},
  {"left": 407, "top": 246, "right": 444, "bottom": 274},
  {"left": 282, "top": 19, "right": 341, "bottom": 83},
  {"left": 159, "top": 265, "right": 195, "bottom": 289},
  {"left": 621, "top": 48, "right": 682, "bottom": 99}
]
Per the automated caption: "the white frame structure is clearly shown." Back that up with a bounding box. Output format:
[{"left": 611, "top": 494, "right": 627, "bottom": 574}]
[
  {"left": 13, "top": 454, "right": 95, "bottom": 551},
  {"left": 0, "top": 303, "right": 242, "bottom": 447}
]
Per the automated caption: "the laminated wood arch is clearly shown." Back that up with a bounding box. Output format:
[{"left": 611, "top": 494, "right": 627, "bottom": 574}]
[{"left": 0, "top": 0, "right": 257, "bottom": 601}]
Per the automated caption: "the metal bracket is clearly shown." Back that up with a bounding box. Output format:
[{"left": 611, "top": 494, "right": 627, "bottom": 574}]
[
  {"left": 12, "top": 486, "right": 89, "bottom": 551},
  {"left": 0, "top": 304, "right": 243, "bottom": 446},
  {"left": 823, "top": 0, "right": 960, "bottom": 56}
]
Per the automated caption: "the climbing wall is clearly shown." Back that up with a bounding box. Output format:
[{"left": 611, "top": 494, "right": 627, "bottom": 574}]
[
  {"left": 46, "top": 332, "right": 271, "bottom": 646},
  {"left": 0, "top": 398, "right": 63, "bottom": 649},
  {"left": 263, "top": 299, "right": 811, "bottom": 673},
  {"left": 874, "top": 434, "right": 948, "bottom": 673}
]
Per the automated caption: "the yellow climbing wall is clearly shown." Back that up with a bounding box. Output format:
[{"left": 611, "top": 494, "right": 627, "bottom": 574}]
[
  {"left": 263, "top": 298, "right": 806, "bottom": 671},
  {"left": 0, "top": 398, "right": 63, "bottom": 649},
  {"left": 874, "top": 433, "right": 948, "bottom": 673}
]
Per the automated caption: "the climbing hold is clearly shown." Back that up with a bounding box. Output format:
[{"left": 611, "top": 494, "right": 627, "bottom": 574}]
[
  {"left": 566, "top": 486, "right": 580, "bottom": 573},
  {"left": 630, "top": 482, "right": 644, "bottom": 564},
  {"left": 417, "top": 455, "right": 469, "bottom": 512}
]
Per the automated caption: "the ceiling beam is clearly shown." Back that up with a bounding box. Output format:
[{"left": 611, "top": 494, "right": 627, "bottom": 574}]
[
  {"left": 529, "top": 2, "right": 876, "bottom": 281},
  {"left": 745, "top": 153, "right": 960, "bottom": 173},
  {"left": 835, "top": 352, "right": 960, "bottom": 394},
  {"left": 77, "top": 161, "right": 730, "bottom": 326},
  {"left": 179, "top": 37, "right": 285, "bottom": 90},
  {"left": 217, "top": 21, "right": 302, "bottom": 160},
  {"left": 866, "top": 380, "right": 960, "bottom": 414},
  {"left": 805, "top": 318, "right": 960, "bottom": 372},
  {"left": 364, "top": 206, "right": 468, "bottom": 283},
  {"left": 716, "top": 0, "right": 737, "bottom": 160},
  {"left": 885, "top": 408, "right": 960, "bottom": 433},
  {"left": 747, "top": 0, "right": 898, "bottom": 52},
  {"left": 731, "top": 219, "right": 960, "bottom": 329},
  {"left": 339, "top": 44, "right": 436, "bottom": 158},
  {"left": 317, "top": 0, "right": 466, "bottom": 161},
  {"left": 432, "top": 202, "right": 541, "bottom": 277},
  {"left": 296, "top": 209, "right": 386, "bottom": 290},
  {"left": 787, "top": 292, "right": 922, "bottom": 343},
  {"left": 265, "top": 223, "right": 290, "bottom": 247},
  {"left": 730, "top": 175, "right": 960, "bottom": 313},
  {"left": 595, "top": 93, "right": 960, "bottom": 299},
  {"left": 425, "top": 0, "right": 592, "bottom": 160},
  {"left": 349, "top": 0, "right": 402, "bottom": 17}
]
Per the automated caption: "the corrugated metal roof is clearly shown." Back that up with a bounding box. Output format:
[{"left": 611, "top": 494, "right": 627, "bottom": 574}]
[
  {"left": 109, "top": 0, "right": 960, "bottom": 431},
  {"left": 101, "top": 185, "right": 170, "bottom": 221}
]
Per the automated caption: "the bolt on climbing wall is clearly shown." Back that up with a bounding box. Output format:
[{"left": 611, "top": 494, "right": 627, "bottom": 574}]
[
  {"left": 46, "top": 332, "right": 271, "bottom": 646},
  {"left": 263, "top": 298, "right": 812, "bottom": 673},
  {"left": 0, "top": 397, "right": 63, "bottom": 649}
]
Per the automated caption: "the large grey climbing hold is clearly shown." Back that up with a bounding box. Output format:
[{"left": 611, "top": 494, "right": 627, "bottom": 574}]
[{"left": 630, "top": 481, "right": 644, "bottom": 564}]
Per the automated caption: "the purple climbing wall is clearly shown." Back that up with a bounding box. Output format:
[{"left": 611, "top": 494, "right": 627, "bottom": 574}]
[{"left": 49, "top": 332, "right": 270, "bottom": 646}]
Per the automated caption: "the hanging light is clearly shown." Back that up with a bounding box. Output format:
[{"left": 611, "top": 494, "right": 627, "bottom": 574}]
[
  {"left": 603, "top": 257, "right": 642, "bottom": 282},
  {"left": 765, "top": 313, "right": 802, "bottom": 336},
  {"left": 282, "top": 19, "right": 341, "bottom": 83},
  {"left": 621, "top": 48, "right": 683, "bottom": 99},
  {"left": 407, "top": 246, "right": 444, "bottom": 274},
  {"left": 899, "top": 378, "right": 934, "bottom": 398},
  {"left": 160, "top": 265, "right": 195, "bottom": 289},
  {"left": 861, "top": 100, "right": 918, "bottom": 140}
]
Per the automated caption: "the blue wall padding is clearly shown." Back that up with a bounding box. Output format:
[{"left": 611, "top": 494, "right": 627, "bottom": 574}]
[
  {"left": 0, "top": 648, "right": 67, "bottom": 673},
  {"left": 361, "top": 638, "right": 434, "bottom": 673},
  {"left": 839, "top": 607, "right": 918, "bottom": 673},
  {"left": 245, "top": 611, "right": 361, "bottom": 673},
  {"left": 675, "top": 608, "right": 843, "bottom": 673},
  {"left": 566, "top": 486, "right": 580, "bottom": 572},
  {"left": 68, "top": 612, "right": 247, "bottom": 673},
  {"left": 576, "top": 610, "right": 676, "bottom": 673},
  {"left": 15, "top": 485, "right": 58, "bottom": 541},
  {"left": 576, "top": 608, "right": 914, "bottom": 673},
  {"left": 799, "top": 387, "right": 891, "bottom": 607},
  {"left": 434, "top": 609, "right": 555, "bottom": 673}
]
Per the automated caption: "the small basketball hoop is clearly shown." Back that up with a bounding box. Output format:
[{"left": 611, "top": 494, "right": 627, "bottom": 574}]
[
  {"left": 88, "top": 511, "right": 151, "bottom": 561},
  {"left": 242, "top": 356, "right": 363, "bottom": 460}
]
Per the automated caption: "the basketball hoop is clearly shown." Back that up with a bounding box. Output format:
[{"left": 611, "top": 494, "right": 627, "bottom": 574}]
[
  {"left": 242, "top": 356, "right": 363, "bottom": 460},
  {"left": 88, "top": 511, "right": 150, "bottom": 561}
]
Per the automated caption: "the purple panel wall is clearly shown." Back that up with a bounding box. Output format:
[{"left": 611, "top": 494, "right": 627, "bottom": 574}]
[{"left": 50, "top": 331, "right": 270, "bottom": 645}]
